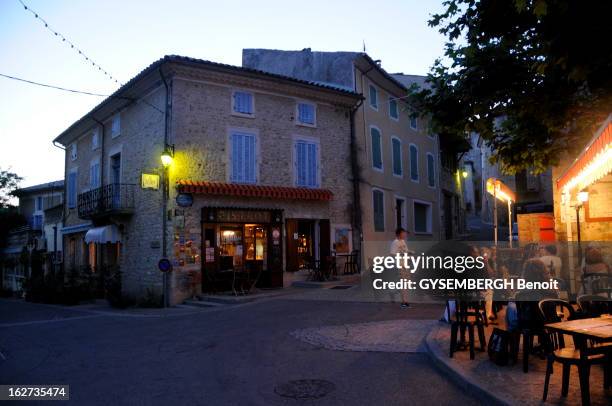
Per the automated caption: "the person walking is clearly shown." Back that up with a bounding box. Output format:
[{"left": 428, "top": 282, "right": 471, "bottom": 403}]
[{"left": 390, "top": 227, "right": 411, "bottom": 308}]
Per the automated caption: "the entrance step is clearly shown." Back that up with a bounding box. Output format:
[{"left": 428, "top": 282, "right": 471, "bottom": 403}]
[{"left": 181, "top": 300, "right": 226, "bottom": 308}]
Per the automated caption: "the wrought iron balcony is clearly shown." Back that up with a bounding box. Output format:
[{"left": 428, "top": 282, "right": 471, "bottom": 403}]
[{"left": 77, "top": 184, "right": 136, "bottom": 219}]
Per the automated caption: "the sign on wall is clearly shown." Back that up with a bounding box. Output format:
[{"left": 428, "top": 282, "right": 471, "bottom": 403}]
[{"left": 141, "top": 173, "right": 160, "bottom": 190}]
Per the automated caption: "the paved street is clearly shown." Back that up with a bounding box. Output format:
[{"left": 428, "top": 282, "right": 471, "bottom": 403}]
[{"left": 0, "top": 297, "right": 478, "bottom": 405}]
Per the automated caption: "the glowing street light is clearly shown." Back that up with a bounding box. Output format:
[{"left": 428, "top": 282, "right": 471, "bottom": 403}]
[
  {"left": 161, "top": 145, "right": 174, "bottom": 168},
  {"left": 486, "top": 178, "right": 516, "bottom": 246}
]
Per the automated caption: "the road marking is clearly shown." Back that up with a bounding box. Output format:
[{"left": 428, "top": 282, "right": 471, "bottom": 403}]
[{"left": 0, "top": 314, "right": 106, "bottom": 328}]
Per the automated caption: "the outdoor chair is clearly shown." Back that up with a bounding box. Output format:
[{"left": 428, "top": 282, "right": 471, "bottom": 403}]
[
  {"left": 539, "top": 299, "right": 611, "bottom": 403},
  {"left": 449, "top": 299, "right": 487, "bottom": 360},
  {"left": 343, "top": 250, "right": 359, "bottom": 274}
]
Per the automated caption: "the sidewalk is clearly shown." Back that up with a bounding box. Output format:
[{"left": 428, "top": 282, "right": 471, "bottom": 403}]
[{"left": 425, "top": 323, "right": 610, "bottom": 405}]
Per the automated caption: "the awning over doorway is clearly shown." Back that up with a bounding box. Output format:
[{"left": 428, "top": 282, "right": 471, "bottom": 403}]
[
  {"left": 85, "top": 225, "right": 121, "bottom": 244},
  {"left": 557, "top": 116, "right": 612, "bottom": 192},
  {"left": 177, "top": 180, "right": 333, "bottom": 201}
]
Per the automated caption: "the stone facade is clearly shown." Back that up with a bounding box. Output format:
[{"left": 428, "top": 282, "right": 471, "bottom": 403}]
[{"left": 55, "top": 56, "right": 359, "bottom": 304}]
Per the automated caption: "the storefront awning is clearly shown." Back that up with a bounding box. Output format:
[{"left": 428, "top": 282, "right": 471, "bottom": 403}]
[
  {"left": 85, "top": 225, "right": 121, "bottom": 244},
  {"left": 557, "top": 116, "right": 612, "bottom": 192},
  {"left": 177, "top": 180, "right": 333, "bottom": 201}
]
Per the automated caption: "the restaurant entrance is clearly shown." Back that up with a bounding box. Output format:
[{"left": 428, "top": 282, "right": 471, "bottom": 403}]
[
  {"left": 202, "top": 207, "right": 283, "bottom": 291},
  {"left": 286, "top": 219, "right": 330, "bottom": 272}
]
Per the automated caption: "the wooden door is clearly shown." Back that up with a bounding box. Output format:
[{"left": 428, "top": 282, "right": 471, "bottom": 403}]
[{"left": 285, "top": 219, "right": 299, "bottom": 272}]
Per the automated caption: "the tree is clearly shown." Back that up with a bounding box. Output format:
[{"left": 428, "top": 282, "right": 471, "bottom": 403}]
[
  {"left": 1, "top": 168, "right": 23, "bottom": 208},
  {"left": 410, "top": 0, "right": 612, "bottom": 174}
]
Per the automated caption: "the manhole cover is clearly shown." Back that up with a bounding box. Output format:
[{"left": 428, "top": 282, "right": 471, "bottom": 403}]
[
  {"left": 274, "top": 379, "right": 335, "bottom": 399},
  {"left": 329, "top": 285, "right": 352, "bottom": 290}
]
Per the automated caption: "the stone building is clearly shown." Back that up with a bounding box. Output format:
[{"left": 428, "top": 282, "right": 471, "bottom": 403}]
[
  {"left": 243, "top": 48, "right": 441, "bottom": 265},
  {"left": 2, "top": 180, "right": 63, "bottom": 291},
  {"left": 53, "top": 55, "right": 360, "bottom": 304}
]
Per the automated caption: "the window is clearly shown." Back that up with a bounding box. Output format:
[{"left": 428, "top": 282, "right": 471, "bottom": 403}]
[
  {"left": 90, "top": 159, "right": 101, "bottom": 189},
  {"left": 32, "top": 214, "right": 43, "bottom": 230},
  {"left": 232, "top": 91, "right": 254, "bottom": 116},
  {"left": 427, "top": 153, "right": 436, "bottom": 187},
  {"left": 410, "top": 115, "right": 418, "bottom": 130},
  {"left": 111, "top": 114, "right": 121, "bottom": 138},
  {"left": 70, "top": 143, "right": 77, "bottom": 161},
  {"left": 67, "top": 170, "right": 77, "bottom": 209},
  {"left": 409, "top": 144, "right": 419, "bottom": 181},
  {"left": 413, "top": 201, "right": 432, "bottom": 234},
  {"left": 230, "top": 131, "right": 256, "bottom": 183},
  {"left": 297, "top": 102, "right": 316, "bottom": 126},
  {"left": 371, "top": 127, "right": 383, "bottom": 171},
  {"left": 389, "top": 98, "right": 399, "bottom": 120},
  {"left": 391, "top": 137, "right": 402, "bottom": 176},
  {"left": 294, "top": 139, "right": 319, "bottom": 187},
  {"left": 92, "top": 129, "right": 100, "bottom": 150},
  {"left": 372, "top": 189, "right": 385, "bottom": 232},
  {"left": 369, "top": 85, "right": 378, "bottom": 109},
  {"left": 35, "top": 196, "right": 43, "bottom": 211}
]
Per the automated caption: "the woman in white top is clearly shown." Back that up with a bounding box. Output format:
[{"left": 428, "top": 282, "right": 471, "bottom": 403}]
[{"left": 390, "top": 227, "right": 411, "bottom": 308}]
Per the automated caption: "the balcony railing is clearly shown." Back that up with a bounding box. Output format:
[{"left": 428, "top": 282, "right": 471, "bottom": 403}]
[{"left": 77, "top": 184, "right": 136, "bottom": 219}]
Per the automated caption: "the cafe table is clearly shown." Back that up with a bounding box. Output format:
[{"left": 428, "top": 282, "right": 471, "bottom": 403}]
[{"left": 545, "top": 316, "right": 612, "bottom": 405}]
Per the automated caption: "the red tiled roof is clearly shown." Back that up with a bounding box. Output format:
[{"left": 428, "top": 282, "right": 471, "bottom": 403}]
[{"left": 177, "top": 180, "right": 333, "bottom": 201}]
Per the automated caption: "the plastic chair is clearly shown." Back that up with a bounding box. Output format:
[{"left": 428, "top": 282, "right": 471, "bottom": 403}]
[{"left": 449, "top": 299, "right": 487, "bottom": 360}]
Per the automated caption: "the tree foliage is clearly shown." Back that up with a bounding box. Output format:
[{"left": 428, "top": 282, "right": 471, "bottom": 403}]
[
  {"left": 0, "top": 168, "right": 23, "bottom": 208},
  {"left": 410, "top": 0, "right": 612, "bottom": 174}
]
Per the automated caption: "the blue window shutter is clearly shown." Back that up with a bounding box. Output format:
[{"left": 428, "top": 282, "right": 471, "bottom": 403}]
[
  {"left": 371, "top": 129, "right": 382, "bottom": 169},
  {"left": 373, "top": 190, "right": 384, "bottom": 231},
  {"left": 427, "top": 154, "right": 435, "bottom": 186},
  {"left": 231, "top": 134, "right": 243, "bottom": 182},
  {"left": 410, "top": 145, "right": 418, "bottom": 180},
  {"left": 245, "top": 135, "right": 255, "bottom": 183},
  {"left": 296, "top": 142, "right": 307, "bottom": 186},
  {"left": 68, "top": 172, "right": 77, "bottom": 208},
  {"left": 392, "top": 139, "right": 401, "bottom": 175},
  {"left": 307, "top": 143, "right": 317, "bottom": 186}
]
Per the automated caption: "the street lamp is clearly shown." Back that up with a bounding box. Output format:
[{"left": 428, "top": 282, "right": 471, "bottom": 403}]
[
  {"left": 461, "top": 169, "right": 468, "bottom": 179},
  {"left": 160, "top": 144, "right": 174, "bottom": 308},
  {"left": 161, "top": 145, "right": 174, "bottom": 168}
]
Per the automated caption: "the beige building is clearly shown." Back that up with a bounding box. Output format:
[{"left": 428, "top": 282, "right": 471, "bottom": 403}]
[
  {"left": 243, "top": 49, "right": 441, "bottom": 266},
  {"left": 53, "top": 55, "right": 360, "bottom": 304}
]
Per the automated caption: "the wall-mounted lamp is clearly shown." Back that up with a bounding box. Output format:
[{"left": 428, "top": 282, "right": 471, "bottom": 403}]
[
  {"left": 161, "top": 144, "right": 174, "bottom": 168},
  {"left": 577, "top": 191, "right": 589, "bottom": 204},
  {"left": 461, "top": 170, "right": 469, "bottom": 179}
]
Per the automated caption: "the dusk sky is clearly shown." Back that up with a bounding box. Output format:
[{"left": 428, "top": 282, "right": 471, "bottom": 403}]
[{"left": 0, "top": 0, "right": 446, "bottom": 187}]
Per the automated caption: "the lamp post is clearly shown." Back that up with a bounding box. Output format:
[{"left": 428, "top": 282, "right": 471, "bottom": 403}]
[
  {"left": 575, "top": 190, "right": 588, "bottom": 266},
  {"left": 161, "top": 144, "right": 174, "bottom": 308}
]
